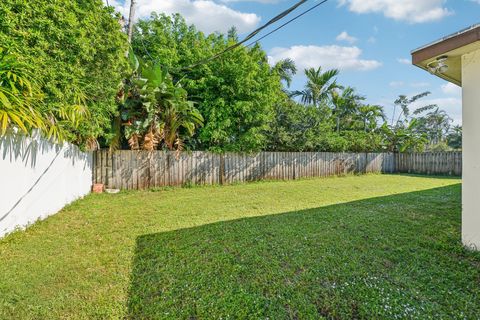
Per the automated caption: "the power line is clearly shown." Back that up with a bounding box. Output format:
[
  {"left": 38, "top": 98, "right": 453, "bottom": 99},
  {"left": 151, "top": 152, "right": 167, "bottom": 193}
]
[
  {"left": 181, "top": 0, "right": 310, "bottom": 70},
  {"left": 246, "top": 0, "right": 329, "bottom": 47}
]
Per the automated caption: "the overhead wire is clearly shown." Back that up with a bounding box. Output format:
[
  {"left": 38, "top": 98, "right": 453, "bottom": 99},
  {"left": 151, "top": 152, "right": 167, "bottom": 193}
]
[
  {"left": 180, "top": 0, "right": 309, "bottom": 70},
  {"left": 129, "top": 0, "right": 330, "bottom": 72},
  {"left": 245, "top": 0, "right": 330, "bottom": 47}
]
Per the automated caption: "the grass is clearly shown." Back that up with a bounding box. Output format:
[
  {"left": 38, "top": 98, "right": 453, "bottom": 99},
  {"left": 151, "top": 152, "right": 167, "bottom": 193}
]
[{"left": 0, "top": 174, "right": 479, "bottom": 319}]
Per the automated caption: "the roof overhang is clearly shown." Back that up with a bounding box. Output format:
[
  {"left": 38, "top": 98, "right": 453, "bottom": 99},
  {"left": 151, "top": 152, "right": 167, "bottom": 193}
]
[{"left": 411, "top": 24, "right": 480, "bottom": 86}]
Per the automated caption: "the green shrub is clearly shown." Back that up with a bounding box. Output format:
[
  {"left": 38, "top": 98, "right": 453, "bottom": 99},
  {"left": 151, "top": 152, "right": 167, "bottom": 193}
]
[{"left": 0, "top": 0, "right": 128, "bottom": 146}]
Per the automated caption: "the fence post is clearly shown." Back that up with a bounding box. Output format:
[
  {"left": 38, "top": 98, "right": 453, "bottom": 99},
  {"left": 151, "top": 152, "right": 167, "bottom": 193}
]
[
  {"left": 219, "top": 153, "right": 225, "bottom": 185},
  {"left": 393, "top": 152, "right": 398, "bottom": 173},
  {"left": 92, "top": 150, "right": 97, "bottom": 185}
]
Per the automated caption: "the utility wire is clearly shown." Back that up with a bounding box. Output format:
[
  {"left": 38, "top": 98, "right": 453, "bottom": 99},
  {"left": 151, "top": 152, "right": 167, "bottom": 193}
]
[
  {"left": 132, "top": 0, "right": 330, "bottom": 72},
  {"left": 181, "top": 0, "right": 309, "bottom": 70},
  {"left": 246, "top": 0, "right": 329, "bottom": 47}
]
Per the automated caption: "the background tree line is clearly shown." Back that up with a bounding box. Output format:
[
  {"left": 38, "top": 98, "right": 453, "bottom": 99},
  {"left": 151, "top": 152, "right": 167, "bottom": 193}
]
[
  {"left": 0, "top": 1, "right": 461, "bottom": 153},
  {"left": 127, "top": 13, "right": 461, "bottom": 153}
]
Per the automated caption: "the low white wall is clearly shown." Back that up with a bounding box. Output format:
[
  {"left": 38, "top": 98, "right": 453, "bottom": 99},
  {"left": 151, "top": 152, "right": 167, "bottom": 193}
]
[{"left": 0, "top": 132, "right": 92, "bottom": 238}]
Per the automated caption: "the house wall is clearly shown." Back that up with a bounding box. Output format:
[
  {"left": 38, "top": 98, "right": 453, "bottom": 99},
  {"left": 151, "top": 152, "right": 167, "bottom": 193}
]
[
  {"left": 462, "top": 49, "right": 480, "bottom": 250},
  {"left": 0, "top": 132, "right": 92, "bottom": 238}
]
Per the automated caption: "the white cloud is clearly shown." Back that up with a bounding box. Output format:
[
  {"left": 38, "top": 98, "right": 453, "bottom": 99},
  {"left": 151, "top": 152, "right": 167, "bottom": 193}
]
[
  {"left": 107, "top": 0, "right": 261, "bottom": 34},
  {"left": 397, "top": 58, "right": 411, "bottom": 65},
  {"left": 269, "top": 45, "right": 382, "bottom": 71},
  {"left": 367, "top": 36, "right": 377, "bottom": 44},
  {"left": 410, "top": 82, "right": 430, "bottom": 88},
  {"left": 389, "top": 81, "right": 404, "bottom": 87},
  {"left": 336, "top": 31, "right": 358, "bottom": 44},
  {"left": 388, "top": 81, "right": 430, "bottom": 88},
  {"left": 338, "top": 0, "right": 453, "bottom": 23},
  {"left": 441, "top": 82, "right": 462, "bottom": 96},
  {"left": 221, "top": 0, "right": 281, "bottom": 2}
]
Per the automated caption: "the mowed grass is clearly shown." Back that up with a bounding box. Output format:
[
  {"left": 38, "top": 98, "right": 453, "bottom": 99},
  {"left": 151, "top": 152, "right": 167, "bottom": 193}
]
[{"left": 0, "top": 174, "right": 479, "bottom": 319}]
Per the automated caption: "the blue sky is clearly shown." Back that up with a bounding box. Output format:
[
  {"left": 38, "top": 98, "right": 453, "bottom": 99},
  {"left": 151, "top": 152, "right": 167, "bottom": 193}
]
[{"left": 110, "top": 0, "right": 480, "bottom": 125}]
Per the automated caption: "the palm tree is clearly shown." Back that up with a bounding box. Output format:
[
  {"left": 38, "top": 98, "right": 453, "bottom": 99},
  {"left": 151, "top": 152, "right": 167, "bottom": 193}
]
[
  {"left": 291, "top": 67, "right": 341, "bottom": 107},
  {"left": 273, "top": 58, "right": 297, "bottom": 88},
  {"left": 421, "top": 107, "right": 452, "bottom": 145},
  {"left": 447, "top": 125, "right": 462, "bottom": 149},
  {"left": 331, "top": 86, "right": 364, "bottom": 133},
  {"left": 357, "top": 105, "right": 386, "bottom": 132},
  {"left": 392, "top": 91, "right": 433, "bottom": 126}
]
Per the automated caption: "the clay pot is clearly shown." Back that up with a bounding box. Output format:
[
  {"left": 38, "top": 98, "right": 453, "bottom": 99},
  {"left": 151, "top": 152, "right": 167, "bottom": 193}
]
[{"left": 92, "top": 183, "right": 104, "bottom": 193}]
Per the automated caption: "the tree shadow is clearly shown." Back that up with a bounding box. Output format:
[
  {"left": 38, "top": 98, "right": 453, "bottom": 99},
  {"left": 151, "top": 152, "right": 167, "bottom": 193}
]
[
  {"left": 126, "top": 184, "right": 480, "bottom": 319},
  {"left": 0, "top": 130, "right": 91, "bottom": 169},
  {"left": 0, "top": 131, "right": 92, "bottom": 226}
]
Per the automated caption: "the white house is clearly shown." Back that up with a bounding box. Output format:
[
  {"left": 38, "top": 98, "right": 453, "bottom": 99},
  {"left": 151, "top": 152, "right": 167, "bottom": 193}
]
[{"left": 412, "top": 24, "right": 480, "bottom": 250}]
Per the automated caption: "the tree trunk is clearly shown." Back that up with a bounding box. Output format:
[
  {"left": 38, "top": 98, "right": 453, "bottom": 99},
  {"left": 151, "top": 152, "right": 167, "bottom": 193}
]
[{"left": 127, "top": 0, "right": 136, "bottom": 44}]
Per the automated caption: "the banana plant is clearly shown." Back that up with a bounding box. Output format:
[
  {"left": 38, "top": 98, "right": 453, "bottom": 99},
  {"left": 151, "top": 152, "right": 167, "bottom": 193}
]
[{"left": 116, "top": 54, "right": 203, "bottom": 151}]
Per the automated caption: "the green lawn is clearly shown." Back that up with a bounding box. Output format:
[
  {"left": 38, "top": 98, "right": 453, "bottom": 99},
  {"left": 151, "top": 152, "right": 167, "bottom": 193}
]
[{"left": 1, "top": 175, "right": 479, "bottom": 319}]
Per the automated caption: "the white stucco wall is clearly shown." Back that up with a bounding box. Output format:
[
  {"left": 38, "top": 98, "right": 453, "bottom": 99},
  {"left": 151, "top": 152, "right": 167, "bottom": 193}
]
[
  {"left": 0, "top": 132, "right": 92, "bottom": 238},
  {"left": 462, "top": 49, "right": 480, "bottom": 250}
]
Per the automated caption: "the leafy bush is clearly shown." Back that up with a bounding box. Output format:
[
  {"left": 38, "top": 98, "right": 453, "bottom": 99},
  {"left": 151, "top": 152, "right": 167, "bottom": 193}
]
[
  {"left": 342, "top": 131, "right": 383, "bottom": 153},
  {"left": 115, "top": 55, "right": 203, "bottom": 151},
  {"left": 133, "top": 14, "right": 283, "bottom": 152},
  {"left": 0, "top": 48, "right": 43, "bottom": 135},
  {"left": 0, "top": 0, "right": 128, "bottom": 146}
]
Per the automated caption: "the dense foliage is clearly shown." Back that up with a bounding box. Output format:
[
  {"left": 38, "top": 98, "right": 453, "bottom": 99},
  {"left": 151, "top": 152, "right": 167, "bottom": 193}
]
[
  {"left": 0, "top": 48, "right": 91, "bottom": 140},
  {"left": 0, "top": 48, "right": 44, "bottom": 135},
  {"left": 132, "top": 14, "right": 282, "bottom": 152},
  {"left": 0, "top": 4, "right": 461, "bottom": 152},
  {"left": 114, "top": 54, "right": 203, "bottom": 152},
  {"left": 130, "top": 13, "right": 460, "bottom": 153},
  {"left": 0, "top": 0, "right": 128, "bottom": 146}
]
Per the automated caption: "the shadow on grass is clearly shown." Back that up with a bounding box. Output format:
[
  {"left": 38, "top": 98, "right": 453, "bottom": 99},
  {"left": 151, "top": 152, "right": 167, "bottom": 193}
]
[
  {"left": 127, "top": 184, "right": 480, "bottom": 319},
  {"left": 394, "top": 173, "right": 461, "bottom": 179}
]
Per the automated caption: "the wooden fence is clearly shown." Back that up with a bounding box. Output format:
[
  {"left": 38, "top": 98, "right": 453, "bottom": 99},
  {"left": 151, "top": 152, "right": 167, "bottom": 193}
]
[
  {"left": 395, "top": 152, "right": 462, "bottom": 176},
  {"left": 93, "top": 151, "right": 396, "bottom": 190},
  {"left": 93, "top": 151, "right": 462, "bottom": 190}
]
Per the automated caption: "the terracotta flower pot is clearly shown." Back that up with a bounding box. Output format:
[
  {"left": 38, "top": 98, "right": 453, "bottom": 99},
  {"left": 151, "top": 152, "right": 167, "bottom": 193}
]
[{"left": 92, "top": 183, "right": 104, "bottom": 193}]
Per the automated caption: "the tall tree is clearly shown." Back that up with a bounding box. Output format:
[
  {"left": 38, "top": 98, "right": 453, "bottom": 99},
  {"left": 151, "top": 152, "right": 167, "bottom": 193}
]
[
  {"left": 447, "top": 125, "right": 462, "bottom": 150},
  {"left": 417, "top": 107, "right": 452, "bottom": 145},
  {"left": 391, "top": 91, "right": 433, "bottom": 126},
  {"left": 127, "top": 0, "right": 136, "bottom": 44},
  {"left": 331, "top": 87, "right": 364, "bottom": 133},
  {"left": 273, "top": 58, "right": 297, "bottom": 88},
  {"left": 382, "top": 92, "right": 436, "bottom": 152},
  {"left": 132, "top": 14, "right": 283, "bottom": 152},
  {"left": 356, "top": 105, "right": 386, "bottom": 132},
  {"left": 291, "top": 67, "right": 341, "bottom": 107}
]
